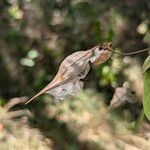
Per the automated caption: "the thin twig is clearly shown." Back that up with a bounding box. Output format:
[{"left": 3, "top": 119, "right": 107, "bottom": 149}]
[{"left": 107, "top": 47, "right": 150, "bottom": 56}]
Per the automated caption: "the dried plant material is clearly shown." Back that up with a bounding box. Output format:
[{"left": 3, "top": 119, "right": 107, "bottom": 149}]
[
  {"left": 47, "top": 79, "right": 84, "bottom": 100},
  {"left": 4, "top": 97, "right": 28, "bottom": 111},
  {"left": 45, "top": 90, "right": 150, "bottom": 150},
  {"left": 25, "top": 43, "right": 112, "bottom": 104},
  {"left": 108, "top": 84, "right": 140, "bottom": 111},
  {"left": 3, "top": 110, "right": 32, "bottom": 120},
  {"left": 115, "top": 134, "right": 150, "bottom": 150},
  {"left": 0, "top": 117, "right": 50, "bottom": 150},
  {"left": 0, "top": 97, "right": 32, "bottom": 122}
]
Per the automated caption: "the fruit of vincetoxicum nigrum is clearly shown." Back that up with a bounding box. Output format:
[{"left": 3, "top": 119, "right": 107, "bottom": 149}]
[{"left": 25, "top": 43, "right": 112, "bottom": 104}]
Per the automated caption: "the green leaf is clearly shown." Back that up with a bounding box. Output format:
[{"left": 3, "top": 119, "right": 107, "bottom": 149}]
[
  {"left": 133, "top": 109, "right": 144, "bottom": 132},
  {"left": 143, "top": 69, "right": 150, "bottom": 120},
  {"left": 0, "top": 97, "right": 7, "bottom": 106},
  {"left": 142, "top": 55, "right": 150, "bottom": 73}
]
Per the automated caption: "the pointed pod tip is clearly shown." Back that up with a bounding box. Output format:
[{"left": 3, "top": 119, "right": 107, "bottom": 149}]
[
  {"left": 24, "top": 98, "right": 34, "bottom": 105},
  {"left": 24, "top": 101, "right": 30, "bottom": 105}
]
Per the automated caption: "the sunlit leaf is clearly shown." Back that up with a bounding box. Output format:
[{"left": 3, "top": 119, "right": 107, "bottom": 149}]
[
  {"left": 8, "top": 5, "right": 23, "bottom": 19},
  {"left": 143, "top": 69, "right": 150, "bottom": 120},
  {"left": 27, "top": 49, "right": 39, "bottom": 59},
  {"left": 144, "top": 31, "right": 150, "bottom": 44},
  {"left": 20, "top": 58, "right": 35, "bottom": 67},
  {"left": 137, "top": 22, "right": 148, "bottom": 34},
  {"left": 142, "top": 55, "right": 150, "bottom": 73}
]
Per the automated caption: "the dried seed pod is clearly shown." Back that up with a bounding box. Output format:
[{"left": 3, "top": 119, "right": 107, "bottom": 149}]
[{"left": 25, "top": 43, "right": 112, "bottom": 104}]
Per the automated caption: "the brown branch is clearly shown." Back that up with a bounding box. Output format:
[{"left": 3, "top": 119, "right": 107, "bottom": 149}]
[
  {"left": 4, "top": 97, "right": 28, "bottom": 111},
  {"left": 4, "top": 109, "right": 32, "bottom": 119}
]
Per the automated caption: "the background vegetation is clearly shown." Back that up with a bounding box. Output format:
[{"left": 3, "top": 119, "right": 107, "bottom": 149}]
[{"left": 0, "top": 0, "right": 150, "bottom": 149}]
